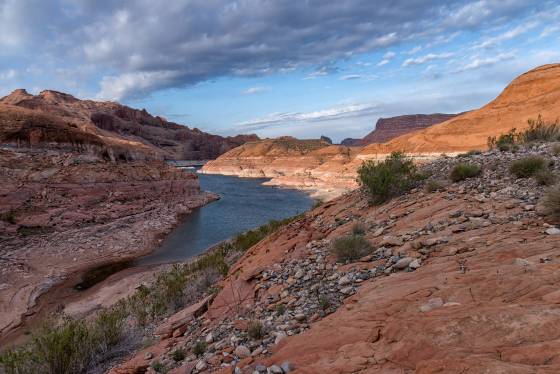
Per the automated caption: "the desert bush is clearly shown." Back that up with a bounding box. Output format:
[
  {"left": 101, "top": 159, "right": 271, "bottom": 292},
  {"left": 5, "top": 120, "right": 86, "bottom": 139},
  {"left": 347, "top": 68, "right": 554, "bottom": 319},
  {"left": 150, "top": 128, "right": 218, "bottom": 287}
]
[
  {"left": 171, "top": 348, "right": 186, "bottom": 362},
  {"left": 275, "top": 303, "right": 286, "bottom": 316},
  {"left": 192, "top": 341, "right": 207, "bottom": 356},
  {"left": 151, "top": 361, "right": 166, "bottom": 373},
  {"left": 519, "top": 115, "right": 560, "bottom": 143},
  {"left": 357, "top": 151, "right": 420, "bottom": 204},
  {"left": 247, "top": 320, "right": 265, "bottom": 340},
  {"left": 543, "top": 184, "right": 560, "bottom": 221},
  {"left": 31, "top": 317, "right": 95, "bottom": 374},
  {"left": 449, "top": 163, "right": 481, "bottom": 182},
  {"left": 1, "top": 210, "right": 16, "bottom": 224},
  {"left": 553, "top": 144, "right": 560, "bottom": 156},
  {"left": 424, "top": 179, "right": 446, "bottom": 192},
  {"left": 351, "top": 222, "right": 366, "bottom": 236},
  {"left": 92, "top": 305, "right": 127, "bottom": 349},
  {"left": 318, "top": 295, "right": 331, "bottom": 311},
  {"left": 509, "top": 156, "right": 546, "bottom": 178},
  {"left": 330, "top": 234, "right": 373, "bottom": 262},
  {"left": 488, "top": 128, "right": 519, "bottom": 152},
  {"left": 535, "top": 169, "right": 557, "bottom": 186}
]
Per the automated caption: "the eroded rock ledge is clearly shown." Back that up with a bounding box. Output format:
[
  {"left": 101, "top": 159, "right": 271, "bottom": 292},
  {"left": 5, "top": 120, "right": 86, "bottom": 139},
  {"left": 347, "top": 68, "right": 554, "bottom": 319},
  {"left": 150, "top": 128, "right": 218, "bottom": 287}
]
[
  {"left": 0, "top": 148, "right": 217, "bottom": 340},
  {"left": 111, "top": 143, "right": 560, "bottom": 373}
]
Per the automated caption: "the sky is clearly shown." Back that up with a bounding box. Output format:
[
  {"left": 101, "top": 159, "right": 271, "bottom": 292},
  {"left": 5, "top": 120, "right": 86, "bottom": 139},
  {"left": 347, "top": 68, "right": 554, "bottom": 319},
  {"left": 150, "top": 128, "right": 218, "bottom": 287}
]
[{"left": 0, "top": 1, "right": 559, "bottom": 142}]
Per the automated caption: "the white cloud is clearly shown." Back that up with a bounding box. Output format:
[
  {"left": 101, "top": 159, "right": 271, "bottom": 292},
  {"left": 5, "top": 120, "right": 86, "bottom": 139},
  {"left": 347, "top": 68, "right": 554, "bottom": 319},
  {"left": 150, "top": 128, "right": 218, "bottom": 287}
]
[
  {"left": 234, "top": 102, "right": 382, "bottom": 131},
  {"left": 242, "top": 86, "right": 268, "bottom": 94},
  {"left": 407, "top": 45, "right": 422, "bottom": 55},
  {"left": 402, "top": 52, "right": 454, "bottom": 67},
  {"left": 453, "top": 52, "right": 515, "bottom": 73},
  {"left": 475, "top": 22, "right": 537, "bottom": 49},
  {"left": 97, "top": 70, "right": 182, "bottom": 100},
  {"left": 377, "top": 51, "right": 396, "bottom": 66},
  {"left": 340, "top": 75, "right": 363, "bottom": 80},
  {"left": 540, "top": 25, "right": 560, "bottom": 38},
  {"left": 0, "top": 69, "right": 17, "bottom": 80}
]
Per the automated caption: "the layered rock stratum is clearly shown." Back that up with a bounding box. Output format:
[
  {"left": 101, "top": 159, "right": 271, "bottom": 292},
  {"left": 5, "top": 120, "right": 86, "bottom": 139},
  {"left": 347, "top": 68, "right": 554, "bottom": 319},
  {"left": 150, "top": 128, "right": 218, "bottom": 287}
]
[
  {"left": 109, "top": 142, "right": 560, "bottom": 374},
  {"left": 0, "top": 89, "right": 258, "bottom": 161},
  {"left": 203, "top": 64, "right": 560, "bottom": 197},
  {"left": 341, "top": 113, "right": 458, "bottom": 146},
  {"left": 0, "top": 147, "right": 217, "bottom": 342}
]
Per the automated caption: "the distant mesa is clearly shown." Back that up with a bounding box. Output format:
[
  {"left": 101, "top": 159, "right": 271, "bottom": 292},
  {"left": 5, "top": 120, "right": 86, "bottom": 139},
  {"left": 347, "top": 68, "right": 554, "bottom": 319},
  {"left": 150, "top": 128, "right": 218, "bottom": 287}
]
[{"left": 341, "top": 113, "right": 458, "bottom": 146}]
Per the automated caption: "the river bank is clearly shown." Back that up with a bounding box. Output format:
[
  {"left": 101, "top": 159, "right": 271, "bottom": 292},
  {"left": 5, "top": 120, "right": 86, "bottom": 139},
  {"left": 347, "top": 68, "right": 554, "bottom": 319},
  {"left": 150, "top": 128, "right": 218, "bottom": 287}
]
[{"left": 0, "top": 148, "right": 218, "bottom": 345}]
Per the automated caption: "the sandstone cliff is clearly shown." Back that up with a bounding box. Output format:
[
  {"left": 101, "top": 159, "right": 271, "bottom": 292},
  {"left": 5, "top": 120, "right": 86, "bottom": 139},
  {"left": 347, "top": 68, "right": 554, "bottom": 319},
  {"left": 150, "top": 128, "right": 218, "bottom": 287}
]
[
  {"left": 342, "top": 113, "right": 458, "bottom": 146},
  {"left": 201, "top": 137, "right": 360, "bottom": 198},
  {"left": 0, "top": 89, "right": 258, "bottom": 161},
  {"left": 203, "top": 64, "right": 560, "bottom": 196}
]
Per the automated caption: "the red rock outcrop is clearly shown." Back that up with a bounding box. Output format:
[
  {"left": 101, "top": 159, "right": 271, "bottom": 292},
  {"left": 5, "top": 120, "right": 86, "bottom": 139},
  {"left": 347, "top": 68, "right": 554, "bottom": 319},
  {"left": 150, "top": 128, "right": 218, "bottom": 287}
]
[
  {"left": 0, "top": 89, "right": 258, "bottom": 160},
  {"left": 203, "top": 64, "right": 560, "bottom": 198},
  {"left": 341, "top": 113, "right": 457, "bottom": 146},
  {"left": 109, "top": 144, "right": 560, "bottom": 374},
  {"left": 0, "top": 148, "right": 217, "bottom": 342}
]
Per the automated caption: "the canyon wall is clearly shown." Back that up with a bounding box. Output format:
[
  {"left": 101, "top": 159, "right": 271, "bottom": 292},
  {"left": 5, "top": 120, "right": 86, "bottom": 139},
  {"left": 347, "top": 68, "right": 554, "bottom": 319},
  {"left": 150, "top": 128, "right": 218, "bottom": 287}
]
[
  {"left": 0, "top": 89, "right": 258, "bottom": 161},
  {"left": 203, "top": 63, "right": 560, "bottom": 197}
]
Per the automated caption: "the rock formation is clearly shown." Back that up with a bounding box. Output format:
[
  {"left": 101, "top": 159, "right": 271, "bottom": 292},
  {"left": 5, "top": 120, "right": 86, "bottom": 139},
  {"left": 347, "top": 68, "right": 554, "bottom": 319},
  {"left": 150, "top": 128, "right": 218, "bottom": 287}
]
[
  {"left": 0, "top": 89, "right": 258, "bottom": 161},
  {"left": 108, "top": 142, "right": 560, "bottom": 373},
  {"left": 0, "top": 147, "right": 218, "bottom": 342},
  {"left": 201, "top": 137, "right": 360, "bottom": 199},
  {"left": 342, "top": 113, "right": 458, "bottom": 146},
  {"left": 203, "top": 64, "right": 560, "bottom": 197}
]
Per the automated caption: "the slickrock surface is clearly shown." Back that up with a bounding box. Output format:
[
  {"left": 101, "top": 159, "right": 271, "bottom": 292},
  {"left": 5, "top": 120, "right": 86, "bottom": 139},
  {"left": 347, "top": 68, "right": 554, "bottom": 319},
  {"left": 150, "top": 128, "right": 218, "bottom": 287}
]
[
  {"left": 203, "top": 64, "right": 560, "bottom": 198},
  {"left": 0, "top": 89, "right": 258, "bottom": 161},
  {"left": 110, "top": 143, "right": 560, "bottom": 374},
  {"left": 341, "top": 113, "right": 458, "bottom": 146},
  {"left": 0, "top": 148, "right": 217, "bottom": 341}
]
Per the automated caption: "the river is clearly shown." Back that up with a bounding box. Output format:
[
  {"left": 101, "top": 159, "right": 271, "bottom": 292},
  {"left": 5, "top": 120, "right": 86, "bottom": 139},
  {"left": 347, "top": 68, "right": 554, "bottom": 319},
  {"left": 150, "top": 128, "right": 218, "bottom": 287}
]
[{"left": 134, "top": 170, "right": 315, "bottom": 266}]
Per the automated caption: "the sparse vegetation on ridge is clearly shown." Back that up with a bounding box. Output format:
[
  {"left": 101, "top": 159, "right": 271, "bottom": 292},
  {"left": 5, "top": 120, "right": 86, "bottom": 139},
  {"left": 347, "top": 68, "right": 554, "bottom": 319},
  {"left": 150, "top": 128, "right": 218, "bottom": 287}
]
[
  {"left": 330, "top": 234, "right": 373, "bottom": 262},
  {"left": 543, "top": 184, "right": 560, "bottom": 221},
  {"left": 0, "top": 214, "right": 304, "bottom": 374},
  {"left": 509, "top": 156, "right": 547, "bottom": 178},
  {"left": 449, "top": 163, "right": 481, "bottom": 182},
  {"left": 488, "top": 116, "right": 560, "bottom": 152},
  {"left": 357, "top": 151, "right": 422, "bottom": 205}
]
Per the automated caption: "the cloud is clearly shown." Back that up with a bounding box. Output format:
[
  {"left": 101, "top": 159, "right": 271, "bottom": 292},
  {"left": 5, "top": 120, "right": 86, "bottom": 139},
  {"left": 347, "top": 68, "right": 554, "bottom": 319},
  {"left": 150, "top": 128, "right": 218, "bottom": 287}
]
[
  {"left": 407, "top": 45, "right": 422, "bottom": 55},
  {"left": 340, "top": 75, "right": 363, "bottom": 80},
  {"left": 475, "top": 22, "right": 537, "bottom": 49},
  {"left": 0, "top": 0, "right": 549, "bottom": 100},
  {"left": 233, "top": 102, "right": 383, "bottom": 132},
  {"left": 377, "top": 51, "right": 396, "bottom": 66},
  {"left": 242, "top": 86, "right": 269, "bottom": 94},
  {"left": 402, "top": 52, "right": 454, "bottom": 67},
  {"left": 453, "top": 52, "right": 515, "bottom": 73}
]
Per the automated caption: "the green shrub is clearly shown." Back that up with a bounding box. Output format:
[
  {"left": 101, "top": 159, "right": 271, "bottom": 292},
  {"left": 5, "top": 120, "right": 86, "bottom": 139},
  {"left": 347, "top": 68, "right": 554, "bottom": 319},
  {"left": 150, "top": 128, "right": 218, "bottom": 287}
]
[
  {"left": 488, "top": 128, "right": 519, "bottom": 151},
  {"left": 92, "top": 306, "right": 126, "bottom": 349},
  {"left": 519, "top": 115, "right": 560, "bottom": 143},
  {"left": 192, "top": 341, "right": 207, "bottom": 356},
  {"left": 330, "top": 235, "right": 373, "bottom": 262},
  {"left": 351, "top": 223, "right": 366, "bottom": 236},
  {"left": 171, "top": 348, "right": 186, "bottom": 362},
  {"left": 424, "top": 179, "right": 445, "bottom": 192},
  {"left": 535, "top": 169, "right": 557, "bottom": 186},
  {"left": 357, "top": 151, "right": 420, "bottom": 204},
  {"left": 151, "top": 361, "right": 167, "bottom": 373},
  {"left": 31, "top": 317, "right": 94, "bottom": 374},
  {"left": 543, "top": 184, "right": 560, "bottom": 221},
  {"left": 275, "top": 303, "right": 286, "bottom": 316},
  {"left": 318, "top": 295, "right": 331, "bottom": 311},
  {"left": 509, "top": 156, "right": 546, "bottom": 178},
  {"left": 247, "top": 320, "right": 265, "bottom": 340},
  {"left": 449, "top": 163, "right": 481, "bottom": 182}
]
